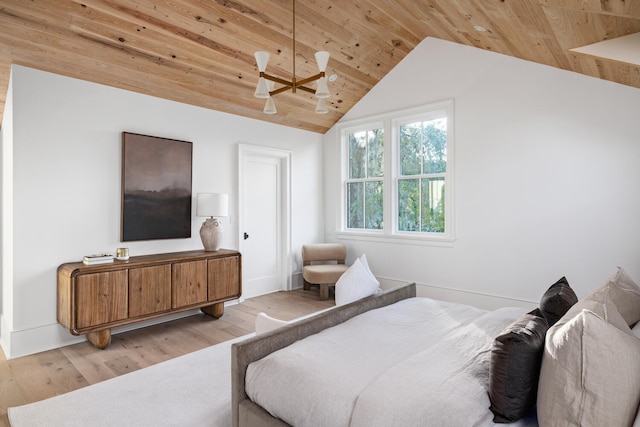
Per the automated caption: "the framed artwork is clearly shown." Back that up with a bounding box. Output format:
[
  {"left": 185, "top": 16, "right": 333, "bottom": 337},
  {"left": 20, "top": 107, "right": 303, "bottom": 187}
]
[{"left": 121, "top": 132, "right": 193, "bottom": 241}]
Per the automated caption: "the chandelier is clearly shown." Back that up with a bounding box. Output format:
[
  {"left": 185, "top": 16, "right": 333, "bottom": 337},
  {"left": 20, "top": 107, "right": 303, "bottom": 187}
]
[{"left": 253, "top": 0, "right": 330, "bottom": 114}]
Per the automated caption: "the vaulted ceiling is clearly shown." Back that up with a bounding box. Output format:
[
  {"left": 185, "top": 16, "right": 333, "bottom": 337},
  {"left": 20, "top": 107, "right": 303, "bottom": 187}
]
[{"left": 0, "top": 1, "right": 639, "bottom": 134}]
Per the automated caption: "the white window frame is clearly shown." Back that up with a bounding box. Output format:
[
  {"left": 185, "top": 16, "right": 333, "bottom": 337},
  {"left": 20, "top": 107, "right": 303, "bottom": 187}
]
[
  {"left": 341, "top": 120, "right": 385, "bottom": 233},
  {"left": 337, "top": 100, "right": 455, "bottom": 247}
]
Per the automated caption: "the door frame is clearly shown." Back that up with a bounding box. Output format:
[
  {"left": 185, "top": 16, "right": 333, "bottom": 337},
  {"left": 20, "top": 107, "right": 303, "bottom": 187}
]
[{"left": 238, "top": 144, "right": 292, "bottom": 300}]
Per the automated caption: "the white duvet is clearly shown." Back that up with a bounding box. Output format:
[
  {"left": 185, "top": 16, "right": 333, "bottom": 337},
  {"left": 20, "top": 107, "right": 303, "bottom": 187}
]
[{"left": 245, "top": 297, "right": 539, "bottom": 427}]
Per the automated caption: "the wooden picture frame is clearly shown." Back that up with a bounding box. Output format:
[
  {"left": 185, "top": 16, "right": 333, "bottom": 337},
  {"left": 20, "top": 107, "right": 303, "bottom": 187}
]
[{"left": 121, "top": 132, "right": 193, "bottom": 241}]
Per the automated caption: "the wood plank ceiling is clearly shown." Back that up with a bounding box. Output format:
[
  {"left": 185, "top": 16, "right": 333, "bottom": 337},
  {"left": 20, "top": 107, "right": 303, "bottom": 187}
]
[{"left": 0, "top": 0, "right": 639, "bottom": 134}]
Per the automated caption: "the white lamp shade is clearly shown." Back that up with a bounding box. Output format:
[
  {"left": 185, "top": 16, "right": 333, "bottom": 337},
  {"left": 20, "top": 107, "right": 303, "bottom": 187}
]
[
  {"left": 255, "top": 51, "right": 270, "bottom": 71},
  {"left": 196, "top": 193, "right": 228, "bottom": 217},
  {"left": 263, "top": 97, "right": 277, "bottom": 114},
  {"left": 315, "top": 76, "right": 330, "bottom": 98},
  {"left": 315, "top": 97, "right": 328, "bottom": 114},
  {"left": 315, "top": 51, "right": 330, "bottom": 72},
  {"left": 254, "top": 77, "right": 270, "bottom": 98}
]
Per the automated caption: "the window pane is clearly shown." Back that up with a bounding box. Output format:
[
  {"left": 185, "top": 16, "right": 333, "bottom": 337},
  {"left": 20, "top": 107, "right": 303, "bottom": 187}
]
[
  {"left": 347, "top": 182, "right": 364, "bottom": 228},
  {"left": 398, "top": 178, "right": 419, "bottom": 231},
  {"left": 349, "top": 131, "right": 366, "bottom": 179},
  {"left": 422, "top": 118, "right": 447, "bottom": 174},
  {"left": 400, "top": 118, "right": 447, "bottom": 177},
  {"left": 346, "top": 126, "right": 384, "bottom": 231},
  {"left": 367, "top": 129, "right": 384, "bottom": 178},
  {"left": 365, "top": 181, "right": 383, "bottom": 229},
  {"left": 399, "top": 123, "right": 421, "bottom": 176},
  {"left": 421, "top": 178, "right": 445, "bottom": 232},
  {"left": 398, "top": 177, "right": 445, "bottom": 233}
]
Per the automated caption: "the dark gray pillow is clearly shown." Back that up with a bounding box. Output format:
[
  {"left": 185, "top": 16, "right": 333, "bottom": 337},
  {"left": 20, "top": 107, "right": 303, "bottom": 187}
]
[
  {"left": 489, "top": 308, "right": 549, "bottom": 423},
  {"left": 539, "top": 277, "right": 578, "bottom": 326}
]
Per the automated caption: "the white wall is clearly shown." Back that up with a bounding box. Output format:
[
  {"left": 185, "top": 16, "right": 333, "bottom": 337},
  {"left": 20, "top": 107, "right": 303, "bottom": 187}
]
[
  {"left": 1, "top": 65, "right": 324, "bottom": 358},
  {"left": 323, "top": 37, "right": 640, "bottom": 304}
]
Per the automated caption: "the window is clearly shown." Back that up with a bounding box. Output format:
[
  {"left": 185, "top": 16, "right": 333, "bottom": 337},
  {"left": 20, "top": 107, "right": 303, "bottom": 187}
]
[
  {"left": 397, "top": 115, "right": 447, "bottom": 233},
  {"left": 345, "top": 127, "right": 384, "bottom": 230},
  {"left": 339, "top": 100, "right": 454, "bottom": 244}
]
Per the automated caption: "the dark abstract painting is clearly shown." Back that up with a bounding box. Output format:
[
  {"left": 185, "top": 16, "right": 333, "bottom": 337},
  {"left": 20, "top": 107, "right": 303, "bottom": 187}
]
[{"left": 121, "top": 132, "right": 192, "bottom": 241}]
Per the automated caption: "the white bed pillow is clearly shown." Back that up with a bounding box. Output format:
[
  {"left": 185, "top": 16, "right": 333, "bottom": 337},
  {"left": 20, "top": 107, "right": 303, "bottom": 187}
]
[
  {"left": 597, "top": 266, "right": 640, "bottom": 326},
  {"left": 255, "top": 312, "right": 290, "bottom": 335},
  {"left": 538, "top": 269, "right": 640, "bottom": 427},
  {"left": 538, "top": 308, "right": 640, "bottom": 427},
  {"left": 335, "top": 254, "right": 379, "bottom": 306},
  {"left": 537, "top": 267, "right": 640, "bottom": 427}
]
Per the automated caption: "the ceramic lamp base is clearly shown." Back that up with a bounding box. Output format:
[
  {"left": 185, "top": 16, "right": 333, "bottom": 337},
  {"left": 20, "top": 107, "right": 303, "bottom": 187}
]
[{"left": 200, "top": 218, "right": 223, "bottom": 251}]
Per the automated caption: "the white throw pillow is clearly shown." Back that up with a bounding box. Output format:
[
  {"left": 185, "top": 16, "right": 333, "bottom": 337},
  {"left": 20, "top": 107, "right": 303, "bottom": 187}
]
[
  {"left": 334, "top": 255, "right": 379, "bottom": 306},
  {"left": 359, "top": 253, "right": 383, "bottom": 294},
  {"left": 255, "top": 312, "right": 290, "bottom": 335},
  {"left": 359, "top": 253, "right": 372, "bottom": 275}
]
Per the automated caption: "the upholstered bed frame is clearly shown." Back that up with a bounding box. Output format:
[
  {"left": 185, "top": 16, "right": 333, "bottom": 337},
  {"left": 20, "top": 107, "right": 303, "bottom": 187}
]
[{"left": 231, "top": 283, "right": 417, "bottom": 427}]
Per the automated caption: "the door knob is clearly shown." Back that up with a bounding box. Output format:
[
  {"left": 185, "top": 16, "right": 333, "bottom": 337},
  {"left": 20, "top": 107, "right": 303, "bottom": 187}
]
[{"left": 243, "top": 232, "right": 249, "bottom": 240}]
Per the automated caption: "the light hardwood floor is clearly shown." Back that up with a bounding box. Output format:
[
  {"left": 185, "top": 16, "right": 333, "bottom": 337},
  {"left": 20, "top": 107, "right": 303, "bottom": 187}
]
[{"left": 0, "top": 288, "right": 334, "bottom": 427}]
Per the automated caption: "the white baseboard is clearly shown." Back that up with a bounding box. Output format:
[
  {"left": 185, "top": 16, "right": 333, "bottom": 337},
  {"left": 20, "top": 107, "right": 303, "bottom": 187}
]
[
  {"left": 4, "top": 322, "right": 84, "bottom": 359},
  {"left": 291, "top": 271, "right": 303, "bottom": 290}
]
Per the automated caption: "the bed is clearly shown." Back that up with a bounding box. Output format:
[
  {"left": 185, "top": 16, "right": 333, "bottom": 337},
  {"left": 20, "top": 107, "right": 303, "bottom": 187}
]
[{"left": 232, "top": 268, "right": 640, "bottom": 427}]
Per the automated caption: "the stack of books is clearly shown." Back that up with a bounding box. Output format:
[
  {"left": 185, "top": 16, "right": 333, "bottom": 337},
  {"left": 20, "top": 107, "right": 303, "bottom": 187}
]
[{"left": 83, "top": 253, "right": 115, "bottom": 265}]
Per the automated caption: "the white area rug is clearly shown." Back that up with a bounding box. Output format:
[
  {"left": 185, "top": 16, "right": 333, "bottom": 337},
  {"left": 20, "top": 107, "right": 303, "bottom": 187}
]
[{"left": 8, "top": 334, "right": 254, "bottom": 427}]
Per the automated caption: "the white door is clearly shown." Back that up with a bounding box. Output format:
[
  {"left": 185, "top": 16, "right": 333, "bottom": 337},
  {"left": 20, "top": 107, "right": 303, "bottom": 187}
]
[{"left": 239, "top": 145, "right": 291, "bottom": 300}]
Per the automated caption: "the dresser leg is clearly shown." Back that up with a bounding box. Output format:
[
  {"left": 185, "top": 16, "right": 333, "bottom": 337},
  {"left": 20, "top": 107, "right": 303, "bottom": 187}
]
[
  {"left": 201, "top": 302, "right": 224, "bottom": 318},
  {"left": 86, "top": 329, "right": 111, "bottom": 349}
]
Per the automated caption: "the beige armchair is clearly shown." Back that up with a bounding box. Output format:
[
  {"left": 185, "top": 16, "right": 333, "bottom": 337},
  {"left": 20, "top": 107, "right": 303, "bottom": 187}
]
[{"left": 302, "top": 243, "right": 349, "bottom": 300}]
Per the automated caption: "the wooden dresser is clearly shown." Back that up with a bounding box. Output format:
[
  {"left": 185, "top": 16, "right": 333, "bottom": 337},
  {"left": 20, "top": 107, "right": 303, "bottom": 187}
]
[{"left": 57, "top": 249, "right": 241, "bottom": 349}]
